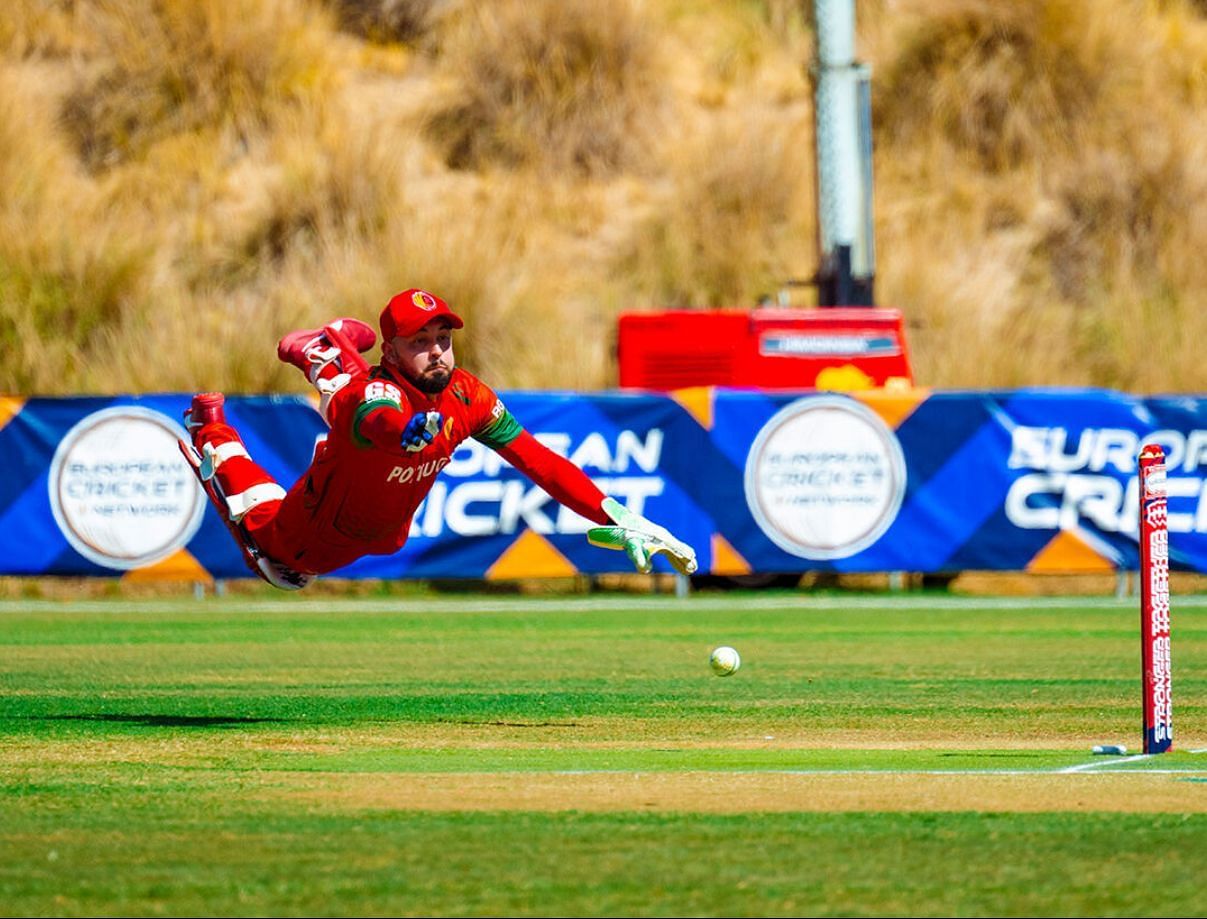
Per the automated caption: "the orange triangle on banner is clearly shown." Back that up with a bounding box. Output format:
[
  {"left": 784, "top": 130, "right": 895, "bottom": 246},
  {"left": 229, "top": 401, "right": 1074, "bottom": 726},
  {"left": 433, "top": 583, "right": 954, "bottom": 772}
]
[
  {"left": 669, "top": 386, "right": 715, "bottom": 430},
  {"left": 486, "top": 529, "right": 578, "bottom": 580},
  {"left": 854, "top": 388, "right": 930, "bottom": 430},
  {"left": 0, "top": 397, "right": 25, "bottom": 434},
  {"left": 710, "top": 533, "right": 752, "bottom": 576},
  {"left": 122, "top": 547, "right": 214, "bottom": 583},
  {"left": 1026, "top": 530, "right": 1115, "bottom": 573}
]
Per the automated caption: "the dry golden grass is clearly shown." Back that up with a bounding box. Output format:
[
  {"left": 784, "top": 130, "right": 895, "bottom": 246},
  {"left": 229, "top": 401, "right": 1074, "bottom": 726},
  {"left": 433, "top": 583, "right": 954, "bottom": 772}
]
[
  {"left": 620, "top": 105, "right": 814, "bottom": 308},
  {"left": 425, "top": 0, "right": 668, "bottom": 176},
  {"left": 0, "top": 0, "right": 82, "bottom": 58},
  {"left": 0, "top": 0, "right": 1204, "bottom": 394},
  {"left": 0, "top": 63, "right": 154, "bottom": 393},
  {"left": 867, "top": 0, "right": 1207, "bottom": 390},
  {"left": 62, "top": 0, "right": 338, "bottom": 170},
  {"left": 327, "top": 0, "right": 454, "bottom": 45}
]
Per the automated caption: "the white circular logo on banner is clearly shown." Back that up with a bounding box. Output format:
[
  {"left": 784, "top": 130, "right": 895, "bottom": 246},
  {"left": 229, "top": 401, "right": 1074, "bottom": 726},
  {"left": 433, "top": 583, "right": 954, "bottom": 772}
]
[
  {"left": 744, "top": 396, "right": 907, "bottom": 559},
  {"left": 48, "top": 406, "right": 206, "bottom": 570}
]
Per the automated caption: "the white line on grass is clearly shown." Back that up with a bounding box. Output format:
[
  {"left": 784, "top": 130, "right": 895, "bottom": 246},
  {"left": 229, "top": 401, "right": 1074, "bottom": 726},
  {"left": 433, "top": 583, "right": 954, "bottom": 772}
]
[
  {"left": 553, "top": 749, "right": 1207, "bottom": 777},
  {"left": 1057, "top": 746, "right": 1207, "bottom": 773},
  {"left": 1059, "top": 755, "right": 1161, "bottom": 773}
]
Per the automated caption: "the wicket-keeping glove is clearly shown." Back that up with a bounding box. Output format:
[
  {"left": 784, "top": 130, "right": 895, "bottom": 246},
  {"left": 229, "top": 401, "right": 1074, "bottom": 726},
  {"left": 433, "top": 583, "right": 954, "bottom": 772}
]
[
  {"left": 401, "top": 412, "right": 442, "bottom": 452},
  {"left": 587, "top": 497, "right": 698, "bottom": 575}
]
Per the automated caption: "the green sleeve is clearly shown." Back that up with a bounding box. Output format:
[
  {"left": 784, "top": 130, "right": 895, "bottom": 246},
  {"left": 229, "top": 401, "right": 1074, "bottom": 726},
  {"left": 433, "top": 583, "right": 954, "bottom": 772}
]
[
  {"left": 473, "top": 409, "right": 523, "bottom": 450},
  {"left": 351, "top": 399, "right": 401, "bottom": 449}
]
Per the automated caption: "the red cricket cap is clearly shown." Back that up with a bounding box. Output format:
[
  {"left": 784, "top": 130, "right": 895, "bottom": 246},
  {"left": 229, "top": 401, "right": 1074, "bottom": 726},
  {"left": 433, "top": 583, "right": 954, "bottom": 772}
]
[{"left": 379, "top": 288, "right": 464, "bottom": 341}]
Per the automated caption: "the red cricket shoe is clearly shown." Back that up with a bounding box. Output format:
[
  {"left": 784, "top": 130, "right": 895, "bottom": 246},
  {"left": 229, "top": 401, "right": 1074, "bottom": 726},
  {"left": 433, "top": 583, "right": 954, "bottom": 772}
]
[
  {"left": 277, "top": 318, "right": 376, "bottom": 382},
  {"left": 183, "top": 392, "right": 226, "bottom": 435}
]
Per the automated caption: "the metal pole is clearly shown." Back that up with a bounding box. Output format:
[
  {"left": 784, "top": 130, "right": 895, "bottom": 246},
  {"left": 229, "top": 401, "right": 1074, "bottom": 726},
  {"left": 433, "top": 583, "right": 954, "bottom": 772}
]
[{"left": 813, "top": 0, "right": 875, "bottom": 305}]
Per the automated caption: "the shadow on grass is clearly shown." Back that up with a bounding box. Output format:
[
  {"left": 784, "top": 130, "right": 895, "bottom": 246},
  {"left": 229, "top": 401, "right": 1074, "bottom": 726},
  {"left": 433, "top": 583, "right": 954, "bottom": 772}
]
[{"left": 37, "top": 713, "right": 286, "bottom": 728}]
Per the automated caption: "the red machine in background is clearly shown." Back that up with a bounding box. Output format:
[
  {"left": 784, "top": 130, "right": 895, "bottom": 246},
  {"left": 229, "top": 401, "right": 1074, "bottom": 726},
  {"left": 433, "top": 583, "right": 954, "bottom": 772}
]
[{"left": 616, "top": 307, "right": 912, "bottom": 391}]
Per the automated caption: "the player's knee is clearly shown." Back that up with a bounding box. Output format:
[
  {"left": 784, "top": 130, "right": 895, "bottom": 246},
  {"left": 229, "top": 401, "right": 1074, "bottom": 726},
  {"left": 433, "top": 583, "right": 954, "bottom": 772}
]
[
  {"left": 225, "top": 482, "right": 286, "bottom": 524},
  {"left": 195, "top": 438, "right": 285, "bottom": 523},
  {"left": 240, "top": 496, "right": 285, "bottom": 532}
]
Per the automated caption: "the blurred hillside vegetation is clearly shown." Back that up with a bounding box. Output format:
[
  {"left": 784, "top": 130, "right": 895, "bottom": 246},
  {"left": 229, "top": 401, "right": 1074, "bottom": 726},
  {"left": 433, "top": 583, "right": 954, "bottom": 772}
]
[{"left": 1, "top": 0, "right": 1206, "bottom": 395}]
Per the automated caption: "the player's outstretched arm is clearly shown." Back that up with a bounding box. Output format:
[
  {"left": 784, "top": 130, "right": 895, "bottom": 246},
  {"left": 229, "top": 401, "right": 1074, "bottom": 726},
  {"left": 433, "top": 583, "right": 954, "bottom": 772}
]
[
  {"left": 586, "top": 497, "right": 698, "bottom": 576},
  {"left": 493, "top": 431, "right": 697, "bottom": 576}
]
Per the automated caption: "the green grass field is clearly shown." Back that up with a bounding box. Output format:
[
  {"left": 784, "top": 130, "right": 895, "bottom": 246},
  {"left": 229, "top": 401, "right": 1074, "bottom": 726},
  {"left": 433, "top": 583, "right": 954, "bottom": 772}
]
[{"left": 2, "top": 592, "right": 1205, "bottom": 917}]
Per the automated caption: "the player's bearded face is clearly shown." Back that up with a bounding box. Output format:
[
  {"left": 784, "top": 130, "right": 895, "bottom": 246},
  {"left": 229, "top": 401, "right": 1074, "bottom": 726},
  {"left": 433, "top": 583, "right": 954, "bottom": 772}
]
[{"left": 387, "top": 321, "right": 455, "bottom": 393}]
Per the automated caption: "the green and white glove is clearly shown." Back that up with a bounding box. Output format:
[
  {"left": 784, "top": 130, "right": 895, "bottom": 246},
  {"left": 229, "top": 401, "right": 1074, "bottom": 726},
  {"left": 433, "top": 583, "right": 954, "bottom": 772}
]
[{"left": 587, "top": 497, "right": 698, "bottom": 575}]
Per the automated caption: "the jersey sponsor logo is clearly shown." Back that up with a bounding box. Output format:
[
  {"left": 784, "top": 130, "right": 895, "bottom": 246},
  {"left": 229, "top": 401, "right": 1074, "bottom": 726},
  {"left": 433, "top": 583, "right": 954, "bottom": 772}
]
[
  {"left": 412, "top": 290, "right": 438, "bottom": 310},
  {"left": 364, "top": 381, "right": 402, "bottom": 406},
  {"left": 386, "top": 457, "right": 450, "bottom": 486},
  {"left": 491, "top": 399, "right": 505, "bottom": 420}
]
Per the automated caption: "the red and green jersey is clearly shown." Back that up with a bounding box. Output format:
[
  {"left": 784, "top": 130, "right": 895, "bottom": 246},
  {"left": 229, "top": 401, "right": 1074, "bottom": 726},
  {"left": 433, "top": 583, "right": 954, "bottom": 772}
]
[
  {"left": 265, "top": 365, "right": 520, "bottom": 568},
  {"left": 259, "top": 363, "right": 610, "bottom": 575}
]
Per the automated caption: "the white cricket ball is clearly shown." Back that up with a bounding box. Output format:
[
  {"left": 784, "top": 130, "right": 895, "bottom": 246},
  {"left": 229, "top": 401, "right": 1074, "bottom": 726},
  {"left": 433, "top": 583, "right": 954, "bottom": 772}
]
[{"left": 709, "top": 645, "right": 741, "bottom": 677}]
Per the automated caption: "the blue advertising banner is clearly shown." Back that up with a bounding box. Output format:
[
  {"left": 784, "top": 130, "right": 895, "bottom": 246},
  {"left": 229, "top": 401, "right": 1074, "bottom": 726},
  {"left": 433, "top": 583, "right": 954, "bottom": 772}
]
[{"left": 0, "top": 388, "right": 1204, "bottom": 580}]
